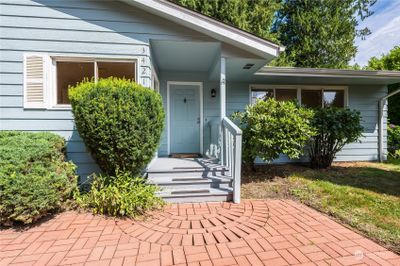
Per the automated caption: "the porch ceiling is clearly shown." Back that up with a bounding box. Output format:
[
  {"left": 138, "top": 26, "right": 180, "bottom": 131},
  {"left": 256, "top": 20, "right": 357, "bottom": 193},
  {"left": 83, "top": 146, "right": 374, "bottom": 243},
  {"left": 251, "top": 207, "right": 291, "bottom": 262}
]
[{"left": 150, "top": 40, "right": 220, "bottom": 72}]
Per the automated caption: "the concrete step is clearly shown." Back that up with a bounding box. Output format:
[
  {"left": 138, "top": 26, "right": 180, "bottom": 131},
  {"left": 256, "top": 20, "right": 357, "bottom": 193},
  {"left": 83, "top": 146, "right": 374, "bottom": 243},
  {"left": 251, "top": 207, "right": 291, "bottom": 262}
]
[{"left": 157, "top": 187, "right": 233, "bottom": 203}]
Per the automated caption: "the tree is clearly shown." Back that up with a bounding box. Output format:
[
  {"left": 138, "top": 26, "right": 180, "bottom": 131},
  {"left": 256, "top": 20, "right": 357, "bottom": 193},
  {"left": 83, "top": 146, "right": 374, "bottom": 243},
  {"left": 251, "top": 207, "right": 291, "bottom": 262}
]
[
  {"left": 171, "top": 0, "right": 281, "bottom": 42},
  {"left": 367, "top": 46, "right": 400, "bottom": 125},
  {"left": 273, "top": 0, "right": 376, "bottom": 68}
]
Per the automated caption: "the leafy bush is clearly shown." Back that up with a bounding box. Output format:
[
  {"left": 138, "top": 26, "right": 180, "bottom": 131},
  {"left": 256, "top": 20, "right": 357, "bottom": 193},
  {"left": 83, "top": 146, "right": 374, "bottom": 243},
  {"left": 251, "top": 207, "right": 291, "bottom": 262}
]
[
  {"left": 388, "top": 124, "right": 400, "bottom": 159},
  {"left": 75, "top": 173, "right": 163, "bottom": 217},
  {"left": 233, "top": 98, "right": 314, "bottom": 168},
  {"left": 0, "top": 131, "right": 77, "bottom": 226},
  {"left": 309, "top": 108, "right": 363, "bottom": 169},
  {"left": 69, "top": 78, "right": 164, "bottom": 176}
]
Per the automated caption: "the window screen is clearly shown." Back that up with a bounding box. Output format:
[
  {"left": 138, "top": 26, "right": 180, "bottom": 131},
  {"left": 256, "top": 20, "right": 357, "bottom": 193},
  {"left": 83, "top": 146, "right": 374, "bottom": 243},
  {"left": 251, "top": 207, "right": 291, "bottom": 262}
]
[
  {"left": 275, "top": 89, "right": 297, "bottom": 102},
  {"left": 57, "top": 62, "right": 94, "bottom": 104}
]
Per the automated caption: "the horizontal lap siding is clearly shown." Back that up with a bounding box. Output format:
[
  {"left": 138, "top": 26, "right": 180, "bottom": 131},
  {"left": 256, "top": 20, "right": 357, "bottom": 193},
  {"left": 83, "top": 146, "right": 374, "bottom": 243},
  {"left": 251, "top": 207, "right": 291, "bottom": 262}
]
[
  {"left": 226, "top": 82, "right": 387, "bottom": 163},
  {"left": 0, "top": 0, "right": 209, "bottom": 179},
  {"left": 335, "top": 85, "right": 387, "bottom": 161}
]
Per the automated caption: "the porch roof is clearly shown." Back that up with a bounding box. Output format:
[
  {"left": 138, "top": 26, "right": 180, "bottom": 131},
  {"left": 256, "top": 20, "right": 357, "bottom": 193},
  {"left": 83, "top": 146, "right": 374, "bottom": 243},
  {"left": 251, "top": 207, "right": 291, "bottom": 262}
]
[{"left": 254, "top": 67, "right": 400, "bottom": 85}]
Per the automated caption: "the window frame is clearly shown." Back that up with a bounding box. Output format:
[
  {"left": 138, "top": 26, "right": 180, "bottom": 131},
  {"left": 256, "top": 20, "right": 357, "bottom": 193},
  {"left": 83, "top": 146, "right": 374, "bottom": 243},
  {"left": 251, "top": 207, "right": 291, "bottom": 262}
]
[
  {"left": 248, "top": 84, "right": 348, "bottom": 108},
  {"left": 49, "top": 56, "right": 139, "bottom": 109}
]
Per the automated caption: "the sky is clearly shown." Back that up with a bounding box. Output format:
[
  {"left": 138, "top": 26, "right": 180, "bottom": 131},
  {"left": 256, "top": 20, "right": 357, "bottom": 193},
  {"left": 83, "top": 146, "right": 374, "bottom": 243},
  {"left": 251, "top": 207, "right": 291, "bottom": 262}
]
[{"left": 354, "top": 0, "right": 400, "bottom": 66}]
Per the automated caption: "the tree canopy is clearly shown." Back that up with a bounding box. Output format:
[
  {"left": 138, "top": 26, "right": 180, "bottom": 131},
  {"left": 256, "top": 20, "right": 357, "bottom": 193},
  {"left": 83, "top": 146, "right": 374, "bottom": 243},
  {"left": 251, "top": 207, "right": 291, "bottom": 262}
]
[
  {"left": 173, "top": 0, "right": 375, "bottom": 69},
  {"left": 367, "top": 46, "right": 400, "bottom": 125},
  {"left": 272, "top": 0, "right": 376, "bottom": 68},
  {"left": 171, "top": 0, "right": 281, "bottom": 42}
]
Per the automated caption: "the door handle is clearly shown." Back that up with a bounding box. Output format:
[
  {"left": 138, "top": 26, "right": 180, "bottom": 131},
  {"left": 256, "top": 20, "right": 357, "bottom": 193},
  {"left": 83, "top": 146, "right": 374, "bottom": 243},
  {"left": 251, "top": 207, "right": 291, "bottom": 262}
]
[{"left": 197, "top": 117, "right": 200, "bottom": 124}]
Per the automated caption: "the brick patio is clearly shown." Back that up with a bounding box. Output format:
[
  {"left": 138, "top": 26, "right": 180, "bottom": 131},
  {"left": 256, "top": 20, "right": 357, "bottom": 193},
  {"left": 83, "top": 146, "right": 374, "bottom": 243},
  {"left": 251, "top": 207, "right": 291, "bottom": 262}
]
[{"left": 0, "top": 200, "right": 398, "bottom": 266}]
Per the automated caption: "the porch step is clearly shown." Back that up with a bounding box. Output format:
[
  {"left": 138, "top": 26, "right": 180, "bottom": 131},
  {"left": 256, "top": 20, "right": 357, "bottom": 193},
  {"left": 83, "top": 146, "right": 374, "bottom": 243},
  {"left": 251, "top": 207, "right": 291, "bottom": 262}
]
[
  {"left": 156, "top": 187, "right": 233, "bottom": 203},
  {"left": 148, "top": 176, "right": 232, "bottom": 189},
  {"left": 147, "top": 169, "right": 231, "bottom": 179},
  {"left": 146, "top": 158, "right": 233, "bottom": 203}
]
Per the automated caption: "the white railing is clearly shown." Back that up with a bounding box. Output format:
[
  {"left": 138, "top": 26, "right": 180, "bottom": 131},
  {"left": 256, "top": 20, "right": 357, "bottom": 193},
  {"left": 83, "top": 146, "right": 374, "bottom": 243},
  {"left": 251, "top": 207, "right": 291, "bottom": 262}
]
[{"left": 221, "top": 117, "right": 242, "bottom": 203}]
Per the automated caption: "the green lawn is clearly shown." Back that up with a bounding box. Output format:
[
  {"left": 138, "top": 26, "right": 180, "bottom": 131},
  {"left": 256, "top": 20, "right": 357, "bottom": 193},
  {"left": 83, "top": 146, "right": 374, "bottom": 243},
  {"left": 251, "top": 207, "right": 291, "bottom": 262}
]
[{"left": 241, "top": 161, "right": 400, "bottom": 253}]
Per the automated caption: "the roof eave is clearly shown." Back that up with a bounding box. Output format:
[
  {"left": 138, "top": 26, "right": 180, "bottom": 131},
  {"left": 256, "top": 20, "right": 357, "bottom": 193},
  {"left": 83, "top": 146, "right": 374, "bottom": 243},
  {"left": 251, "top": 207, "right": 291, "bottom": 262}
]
[
  {"left": 256, "top": 67, "right": 400, "bottom": 80},
  {"left": 121, "top": 0, "right": 284, "bottom": 59}
]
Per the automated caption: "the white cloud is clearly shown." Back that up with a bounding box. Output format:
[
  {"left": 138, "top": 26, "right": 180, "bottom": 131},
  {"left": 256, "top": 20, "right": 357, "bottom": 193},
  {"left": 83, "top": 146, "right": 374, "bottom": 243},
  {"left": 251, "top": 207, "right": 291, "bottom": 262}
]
[{"left": 354, "top": 0, "right": 400, "bottom": 66}]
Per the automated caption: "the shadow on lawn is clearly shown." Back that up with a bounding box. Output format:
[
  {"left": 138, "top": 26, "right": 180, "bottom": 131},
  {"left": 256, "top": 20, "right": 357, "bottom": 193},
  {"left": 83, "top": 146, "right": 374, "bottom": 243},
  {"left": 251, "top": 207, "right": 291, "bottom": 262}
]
[{"left": 242, "top": 163, "right": 400, "bottom": 197}]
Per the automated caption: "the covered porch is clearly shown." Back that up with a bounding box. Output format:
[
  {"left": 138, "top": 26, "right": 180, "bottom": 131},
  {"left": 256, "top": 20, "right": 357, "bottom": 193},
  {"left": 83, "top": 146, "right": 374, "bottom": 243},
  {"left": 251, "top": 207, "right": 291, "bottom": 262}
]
[
  {"left": 148, "top": 40, "right": 260, "bottom": 202},
  {"left": 150, "top": 40, "right": 265, "bottom": 158}
]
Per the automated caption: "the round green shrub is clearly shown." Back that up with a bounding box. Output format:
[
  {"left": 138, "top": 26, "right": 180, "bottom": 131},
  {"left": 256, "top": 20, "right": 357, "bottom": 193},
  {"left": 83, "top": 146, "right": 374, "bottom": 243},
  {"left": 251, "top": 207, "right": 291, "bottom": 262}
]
[
  {"left": 69, "top": 78, "right": 165, "bottom": 176},
  {"left": 0, "top": 131, "right": 77, "bottom": 226},
  {"left": 233, "top": 98, "right": 315, "bottom": 168},
  {"left": 309, "top": 107, "right": 363, "bottom": 169}
]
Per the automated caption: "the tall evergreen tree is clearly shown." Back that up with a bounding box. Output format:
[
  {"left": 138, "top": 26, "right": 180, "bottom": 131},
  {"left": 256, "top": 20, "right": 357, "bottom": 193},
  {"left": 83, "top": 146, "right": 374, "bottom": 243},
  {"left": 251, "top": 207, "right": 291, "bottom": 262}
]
[
  {"left": 171, "top": 0, "right": 281, "bottom": 42},
  {"left": 367, "top": 46, "right": 400, "bottom": 125},
  {"left": 273, "top": 0, "right": 376, "bottom": 68}
]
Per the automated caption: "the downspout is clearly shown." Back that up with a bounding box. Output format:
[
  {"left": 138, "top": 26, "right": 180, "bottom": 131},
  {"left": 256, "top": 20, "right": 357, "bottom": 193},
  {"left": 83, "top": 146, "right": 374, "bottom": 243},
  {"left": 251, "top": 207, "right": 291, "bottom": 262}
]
[{"left": 378, "top": 87, "right": 400, "bottom": 162}]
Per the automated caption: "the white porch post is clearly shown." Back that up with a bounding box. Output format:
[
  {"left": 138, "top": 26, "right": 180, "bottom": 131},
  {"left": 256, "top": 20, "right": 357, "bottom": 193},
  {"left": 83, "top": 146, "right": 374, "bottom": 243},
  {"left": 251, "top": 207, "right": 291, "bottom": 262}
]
[
  {"left": 220, "top": 57, "right": 226, "bottom": 119},
  {"left": 219, "top": 57, "right": 226, "bottom": 165}
]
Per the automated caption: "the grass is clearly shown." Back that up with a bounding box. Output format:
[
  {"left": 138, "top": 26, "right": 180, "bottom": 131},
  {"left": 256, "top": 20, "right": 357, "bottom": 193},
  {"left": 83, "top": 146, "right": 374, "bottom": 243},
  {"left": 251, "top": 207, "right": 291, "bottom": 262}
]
[{"left": 241, "top": 161, "right": 400, "bottom": 253}]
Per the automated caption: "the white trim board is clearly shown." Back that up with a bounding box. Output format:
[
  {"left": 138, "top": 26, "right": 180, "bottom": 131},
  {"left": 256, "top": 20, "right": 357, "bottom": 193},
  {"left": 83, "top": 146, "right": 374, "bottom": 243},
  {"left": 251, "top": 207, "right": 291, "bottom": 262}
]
[
  {"left": 257, "top": 67, "right": 400, "bottom": 79},
  {"left": 167, "top": 81, "right": 204, "bottom": 155}
]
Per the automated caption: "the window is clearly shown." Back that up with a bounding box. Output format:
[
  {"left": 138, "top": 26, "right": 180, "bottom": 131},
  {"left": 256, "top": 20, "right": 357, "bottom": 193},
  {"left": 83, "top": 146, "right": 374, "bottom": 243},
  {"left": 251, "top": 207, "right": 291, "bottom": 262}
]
[
  {"left": 251, "top": 89, "right": 273, "bottom": 104},
  {"left": 301, "top": 90, "right": 322, "bottom": 108},
  {"left": 55, "top": 59, "right": 136, "bottom": 105},
  {"left": 275, "top": 89, "right": 297, "bottom": 101},
  {"left": 250, "top": 85, "right": 347, "bottom": 108},
  {"left": 323, "top": 90, "right": 344, "bottom": 108},
  {"left": 97, "top": 62, "right": 135, "bottom": 80},
  {"left": 57, "top": 62, "right": 94, "bottom": 104}
]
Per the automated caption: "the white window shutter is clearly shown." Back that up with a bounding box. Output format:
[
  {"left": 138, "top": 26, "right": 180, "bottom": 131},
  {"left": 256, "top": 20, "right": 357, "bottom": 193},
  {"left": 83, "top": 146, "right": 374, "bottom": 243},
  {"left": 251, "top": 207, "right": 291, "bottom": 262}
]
[{"left": 23, "top": 54, "right": 48, "bottom": 108}]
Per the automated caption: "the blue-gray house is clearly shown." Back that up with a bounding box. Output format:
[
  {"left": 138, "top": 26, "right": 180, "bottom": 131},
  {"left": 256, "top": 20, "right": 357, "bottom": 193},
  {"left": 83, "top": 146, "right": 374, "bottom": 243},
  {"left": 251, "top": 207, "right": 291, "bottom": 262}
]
[{"left": 1, "top": 0, "right": 400, "bottom": 203}]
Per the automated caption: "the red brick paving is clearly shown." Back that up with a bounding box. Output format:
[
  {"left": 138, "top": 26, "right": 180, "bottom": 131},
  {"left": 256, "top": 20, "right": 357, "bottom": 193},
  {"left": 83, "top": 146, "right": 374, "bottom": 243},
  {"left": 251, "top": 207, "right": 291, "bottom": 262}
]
[{"left": 0, "top": 199, "right": 398, "bottom": 265}]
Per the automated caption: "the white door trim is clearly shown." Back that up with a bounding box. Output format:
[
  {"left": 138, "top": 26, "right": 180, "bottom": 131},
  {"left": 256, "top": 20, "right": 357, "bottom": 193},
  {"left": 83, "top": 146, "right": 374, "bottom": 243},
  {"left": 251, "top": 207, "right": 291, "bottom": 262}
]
[{"left": 167, "top": 81, "right": 203, "bottom": 155}]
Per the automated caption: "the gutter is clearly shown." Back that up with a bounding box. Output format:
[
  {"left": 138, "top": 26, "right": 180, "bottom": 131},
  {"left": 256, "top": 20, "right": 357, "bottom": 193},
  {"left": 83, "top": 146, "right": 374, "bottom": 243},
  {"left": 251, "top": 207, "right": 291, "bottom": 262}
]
[
  {"left": 256, "top": 67, "right": 400, "bottom": 79},
  {"left": 378, "top": 88, "right": 400, "bottom": 162}
]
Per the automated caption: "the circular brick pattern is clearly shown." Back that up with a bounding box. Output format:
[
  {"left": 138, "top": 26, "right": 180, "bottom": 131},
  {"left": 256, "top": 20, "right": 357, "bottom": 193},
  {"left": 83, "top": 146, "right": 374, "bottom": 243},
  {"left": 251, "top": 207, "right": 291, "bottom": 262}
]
[{"left": 117, "top": 201, "right": 270, "bottom": 246}]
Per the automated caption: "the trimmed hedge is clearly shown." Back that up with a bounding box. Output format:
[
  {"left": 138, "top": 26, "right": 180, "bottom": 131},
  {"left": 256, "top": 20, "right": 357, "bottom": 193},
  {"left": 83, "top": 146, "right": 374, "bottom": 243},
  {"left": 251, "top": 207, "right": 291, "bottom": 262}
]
[
  {"left": 69, "top": 78, "right": 165, "bottom": 176},
  {"left": 0, "top": 131, "right": 77, "bottom": 226}
]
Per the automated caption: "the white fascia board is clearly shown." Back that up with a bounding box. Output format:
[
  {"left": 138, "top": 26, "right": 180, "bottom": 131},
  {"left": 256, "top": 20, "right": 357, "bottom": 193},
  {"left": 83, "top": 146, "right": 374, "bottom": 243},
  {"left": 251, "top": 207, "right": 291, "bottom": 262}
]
[
  {"left": 256, "top": 67, "right": 400, "bottom": 80},
  {"left": 122, "top": 0, "right": 283, "bottom": 59}
]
